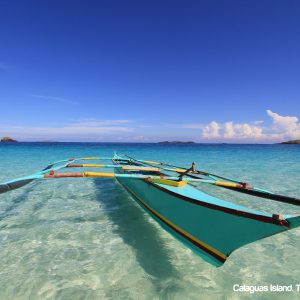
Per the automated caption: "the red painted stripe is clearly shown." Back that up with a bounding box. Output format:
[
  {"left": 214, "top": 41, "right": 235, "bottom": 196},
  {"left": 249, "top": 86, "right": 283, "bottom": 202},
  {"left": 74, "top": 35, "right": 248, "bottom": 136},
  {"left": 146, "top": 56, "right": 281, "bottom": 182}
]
[
  {"left": 67, "top": 164, "right": 83, "bottom": 167},
  {"left": 44, "top": 173, "right": 83, "bottom": 178}
]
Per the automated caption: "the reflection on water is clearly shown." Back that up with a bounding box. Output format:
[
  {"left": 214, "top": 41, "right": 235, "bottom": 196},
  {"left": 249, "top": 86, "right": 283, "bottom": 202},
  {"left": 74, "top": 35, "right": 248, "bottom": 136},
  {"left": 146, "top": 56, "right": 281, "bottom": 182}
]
[
  {"left": 0, "top": 143, "right": 299, "bottom": 299},
  {"left": 93, "top": 180, "right": 179, "bottom": 291}
]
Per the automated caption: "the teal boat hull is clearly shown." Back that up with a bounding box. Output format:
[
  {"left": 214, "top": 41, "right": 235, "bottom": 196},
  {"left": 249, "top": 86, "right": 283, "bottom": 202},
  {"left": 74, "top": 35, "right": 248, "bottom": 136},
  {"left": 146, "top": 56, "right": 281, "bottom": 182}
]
[{"left": 114, "top": 163, "right": 300, "bottom": 266}]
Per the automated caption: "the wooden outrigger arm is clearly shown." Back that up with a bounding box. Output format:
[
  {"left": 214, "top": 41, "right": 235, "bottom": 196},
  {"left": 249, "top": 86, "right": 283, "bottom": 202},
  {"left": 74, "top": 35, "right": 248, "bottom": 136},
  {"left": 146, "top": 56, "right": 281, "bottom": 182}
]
[
  {"left": 1, "top": 155, "right": 300, "bottom": 207},
  {"left": 1, "top": 154, "right": 300, "bottom": 267},
  {"left": 124, "top": 155, "right": 300, "bottom": 207}
]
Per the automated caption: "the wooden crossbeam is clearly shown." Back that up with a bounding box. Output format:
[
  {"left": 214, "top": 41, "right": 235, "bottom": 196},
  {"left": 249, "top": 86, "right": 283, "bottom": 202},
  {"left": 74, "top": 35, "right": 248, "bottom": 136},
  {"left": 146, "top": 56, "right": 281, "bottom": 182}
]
[{"left": 122, "top": 166, "right": 160, "bottom": 172}]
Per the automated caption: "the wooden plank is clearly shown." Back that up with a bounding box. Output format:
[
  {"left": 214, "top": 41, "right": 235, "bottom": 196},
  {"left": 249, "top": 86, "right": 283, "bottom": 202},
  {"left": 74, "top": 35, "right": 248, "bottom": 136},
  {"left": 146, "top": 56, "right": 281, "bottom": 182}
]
[
  {"left": 67, "top": 163, "right": 106, "bottom": 168},
  {"left": 122, "top": 166, "right": 161, "bottom": 172}
]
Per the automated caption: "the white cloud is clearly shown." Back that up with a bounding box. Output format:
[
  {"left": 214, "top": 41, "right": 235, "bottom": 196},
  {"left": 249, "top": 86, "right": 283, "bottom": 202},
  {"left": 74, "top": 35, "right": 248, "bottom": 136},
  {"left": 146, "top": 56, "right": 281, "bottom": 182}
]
[
  {"left": 2, "top": 109, "right": 299, "bottom": 143},
  {"left": 202, "top": 121, "right": 221, "bottom": 138},
  {"left": 201, "top": 110, "right": 300, "bottom": 141},
  {"left": 267, "top": 110, "right": 298, "bottom": 130},
  {"left": 251, "top": 120, "right": 264, "bottom": 125},
  {"left": 223, "top": 122, "right": 235, "bottom": 138},
  {"left": 0, "top": 119, "right": 134, "bottom": 141},
  {"left": 267, "top": 109, "right": 300, "bottom": 139},
  {"left": 203, "top": 121, "right": 263, "bottom": 140},
  {"left": 224, "top": 122, "right": 263, "bottom": 139},
  {"left": 31, "top": 94, "right": 78, "bottom": 105}
]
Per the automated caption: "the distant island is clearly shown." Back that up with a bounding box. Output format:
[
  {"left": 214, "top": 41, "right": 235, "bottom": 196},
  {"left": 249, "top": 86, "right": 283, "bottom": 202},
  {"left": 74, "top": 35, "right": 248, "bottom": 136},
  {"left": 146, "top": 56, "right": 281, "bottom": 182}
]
[
  {"left": 280, "top": 139, "right": 300, "bottom": 144},
  {"left": 158, "top": 141, "right": 195, "bottom": 144},
  {"left": 1, "top": 136, "right": 17, "bottom": 142}
]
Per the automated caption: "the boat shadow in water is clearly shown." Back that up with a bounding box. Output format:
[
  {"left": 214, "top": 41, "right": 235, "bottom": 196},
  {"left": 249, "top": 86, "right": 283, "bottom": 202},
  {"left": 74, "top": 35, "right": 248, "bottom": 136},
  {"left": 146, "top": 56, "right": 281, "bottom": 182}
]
[
  {"left": 93, "top": 180, "right": 179, "bottom": 283},
  {"left": 0, "top": 182, "right": 41, "bottom": 223}
]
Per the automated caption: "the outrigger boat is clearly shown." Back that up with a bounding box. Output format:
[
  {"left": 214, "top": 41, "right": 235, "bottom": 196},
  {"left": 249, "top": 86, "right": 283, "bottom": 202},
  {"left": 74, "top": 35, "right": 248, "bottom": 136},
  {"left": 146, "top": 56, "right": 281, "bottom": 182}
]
[{"left": 1, "top": 153, "right": 300, "bottom": 266}]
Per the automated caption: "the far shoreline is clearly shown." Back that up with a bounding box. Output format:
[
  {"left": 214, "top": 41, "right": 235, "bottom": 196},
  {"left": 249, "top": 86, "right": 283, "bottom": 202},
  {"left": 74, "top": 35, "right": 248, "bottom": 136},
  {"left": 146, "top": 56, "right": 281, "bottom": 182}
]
[
  {"left": 1, "top": 136, "right": 299, "bottom": 145},
  {"left": 1, "top": 141, "right": 299, "bottom": 145}
]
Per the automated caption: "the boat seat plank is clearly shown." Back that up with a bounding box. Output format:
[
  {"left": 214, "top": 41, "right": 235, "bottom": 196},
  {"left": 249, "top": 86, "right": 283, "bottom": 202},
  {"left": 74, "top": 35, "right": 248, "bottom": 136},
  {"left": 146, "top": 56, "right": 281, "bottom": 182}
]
[{"left": 122, "top": 166, "right": 161, "bottom": 172}]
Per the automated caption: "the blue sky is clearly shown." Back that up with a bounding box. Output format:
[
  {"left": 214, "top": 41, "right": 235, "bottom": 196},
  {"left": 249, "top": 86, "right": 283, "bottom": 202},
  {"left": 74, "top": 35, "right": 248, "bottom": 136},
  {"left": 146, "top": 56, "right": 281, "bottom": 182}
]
[{"left": 0, "top": 0, "right": 299, "bottom": 142}]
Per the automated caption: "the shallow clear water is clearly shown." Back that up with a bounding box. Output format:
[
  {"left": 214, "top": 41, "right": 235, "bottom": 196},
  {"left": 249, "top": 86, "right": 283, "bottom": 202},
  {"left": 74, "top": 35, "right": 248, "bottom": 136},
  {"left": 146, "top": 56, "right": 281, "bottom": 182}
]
[{"left": 0, "top": 143, "right": 300, "bottom": 299}]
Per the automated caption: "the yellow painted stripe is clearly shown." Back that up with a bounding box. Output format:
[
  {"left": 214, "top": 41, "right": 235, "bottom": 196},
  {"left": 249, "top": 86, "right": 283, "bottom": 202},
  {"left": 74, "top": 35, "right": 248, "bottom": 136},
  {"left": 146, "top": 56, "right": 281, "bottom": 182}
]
[
  {"left": 82, "top": 157, "right": 101, "bottom": 160},
  {"left": 122, "top": 181, "right": 227, "bottom": 262},
  {"left": 83, "top": 172, "right": 115, "bottom": 178},
  {"left": 149, "top": 178, "right": 188, "bottom": 187},
  {"left": 174, "top": 168, "right": 187, "bottom": 173},
  {"left": 215, "top": 181, "right": 239, "bottom": 188},
  {"left": 122, "top": 166, "right": 161, "bottom": 172},
  {"left": 144, "top": 160, "right": 161, "bottom": 165},
  {"left": 82, "top": 164, "right": 104, "bottom": 167}
]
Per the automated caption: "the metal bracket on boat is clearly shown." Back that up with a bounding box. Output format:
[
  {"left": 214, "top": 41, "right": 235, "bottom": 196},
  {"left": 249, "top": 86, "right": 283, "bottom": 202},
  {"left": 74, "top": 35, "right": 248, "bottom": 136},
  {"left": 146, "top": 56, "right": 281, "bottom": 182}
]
[
  {"left": 240, "top": 182, "right": 253, "bottom": 189},
  {"left": 178, "top": 162, "right": 196, "bottom": 180},
  {"left": 272, "top": 214, "right": 289, "bottom": 226}
]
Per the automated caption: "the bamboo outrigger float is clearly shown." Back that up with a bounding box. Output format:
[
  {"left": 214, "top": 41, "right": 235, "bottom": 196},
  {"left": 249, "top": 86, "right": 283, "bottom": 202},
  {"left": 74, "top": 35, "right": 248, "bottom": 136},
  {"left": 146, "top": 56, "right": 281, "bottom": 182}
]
[{"left": 1, "top": 154, "right": 300, "bottom": 266}]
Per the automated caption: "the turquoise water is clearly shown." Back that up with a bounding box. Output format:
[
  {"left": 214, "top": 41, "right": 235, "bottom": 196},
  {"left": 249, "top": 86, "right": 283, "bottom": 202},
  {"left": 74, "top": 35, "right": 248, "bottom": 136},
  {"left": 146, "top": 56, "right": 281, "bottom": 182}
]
[{"left": 0, "top": 143, "right": 300, "bottom": 299}]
